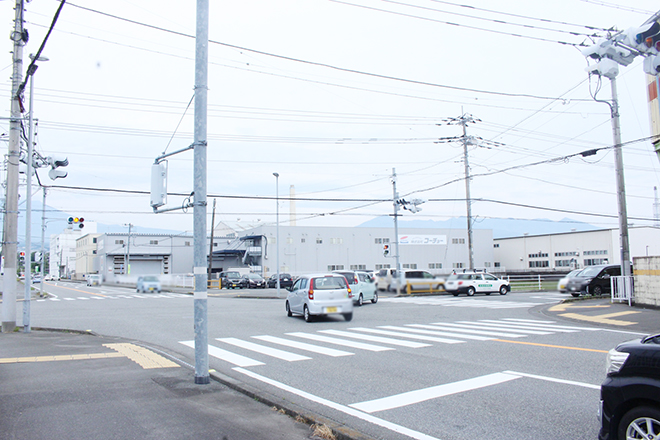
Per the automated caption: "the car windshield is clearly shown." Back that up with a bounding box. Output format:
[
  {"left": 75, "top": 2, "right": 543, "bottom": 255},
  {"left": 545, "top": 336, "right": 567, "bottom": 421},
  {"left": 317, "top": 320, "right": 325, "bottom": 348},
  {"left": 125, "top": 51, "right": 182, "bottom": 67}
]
[
  {"left": 143, "top": 276, "right": 159, "bottom": 282},
  {"left": 580, "top": 267, "right": 603, "bottom": 277},
  {"left": 247, "top": 274, "right": 262, "bottom": 279},
  {"left": 226, "top": 272, "right": 240, "bottom": 278},
  {"left": 312, "top": 276, "right": 347, "bottom": 290},
  {"left": 280, "top": 273, "right": 291, "bottom": 279}
]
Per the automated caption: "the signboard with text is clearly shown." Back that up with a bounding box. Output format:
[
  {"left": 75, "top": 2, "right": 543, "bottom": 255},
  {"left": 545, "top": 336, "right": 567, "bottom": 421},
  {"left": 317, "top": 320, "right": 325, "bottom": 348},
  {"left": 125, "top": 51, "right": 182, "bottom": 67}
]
[{"left": 398, "top": 235, "right": 447, "bottom": 245}]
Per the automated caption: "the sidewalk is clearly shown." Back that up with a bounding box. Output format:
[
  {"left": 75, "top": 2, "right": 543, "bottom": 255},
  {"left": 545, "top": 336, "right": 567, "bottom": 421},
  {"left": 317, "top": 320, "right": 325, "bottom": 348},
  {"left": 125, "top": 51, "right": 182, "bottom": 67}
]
[{"left": 0, "top": 330, "right": 350, "bottom": 440}]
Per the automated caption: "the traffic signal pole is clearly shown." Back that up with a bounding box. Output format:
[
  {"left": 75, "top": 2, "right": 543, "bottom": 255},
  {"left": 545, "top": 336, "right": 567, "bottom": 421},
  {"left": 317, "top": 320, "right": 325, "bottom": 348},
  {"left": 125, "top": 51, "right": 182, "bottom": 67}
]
[{"left": 391, "top": 169, "right": 402, "bottom": 294}]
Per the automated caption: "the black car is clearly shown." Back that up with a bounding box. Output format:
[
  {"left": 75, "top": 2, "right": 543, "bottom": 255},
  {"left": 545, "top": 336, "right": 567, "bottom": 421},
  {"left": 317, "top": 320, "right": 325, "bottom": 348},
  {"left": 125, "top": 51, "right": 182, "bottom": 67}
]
[
  {"left": 599, "top": 333, "right": 660, "bottom": 440},
  {"left": 267, "top": 273, "right": 293, "bottom": 289},
  {"left": 566, "top": 264, "right": 622, "bottom": 297},
  {"left": 219, "top": 271, "right": 243, "bottom": 289},
  {"left": 241, "top": 273, "right": 266, "bottom": 288}
]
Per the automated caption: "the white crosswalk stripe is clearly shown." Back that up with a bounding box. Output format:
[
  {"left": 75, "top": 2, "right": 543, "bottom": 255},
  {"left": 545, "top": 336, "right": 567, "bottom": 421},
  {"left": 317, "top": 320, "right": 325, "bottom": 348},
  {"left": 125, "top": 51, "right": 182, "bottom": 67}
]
[
  {"left": 41, "top": 292, "right": 187, "bottom": 303},
  {"left": 178, "top": 319, "right": 599, "bottom": 369},
  {"left": 378, "top": 297, "right": 546, "bottom": 309}
]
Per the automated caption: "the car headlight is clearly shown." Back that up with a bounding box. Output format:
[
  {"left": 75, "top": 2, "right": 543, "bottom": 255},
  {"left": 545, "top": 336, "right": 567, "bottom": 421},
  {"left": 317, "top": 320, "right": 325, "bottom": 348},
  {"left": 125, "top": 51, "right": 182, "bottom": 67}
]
[{"left": 606, "top": 348, "right": 629, "bottom": 375}]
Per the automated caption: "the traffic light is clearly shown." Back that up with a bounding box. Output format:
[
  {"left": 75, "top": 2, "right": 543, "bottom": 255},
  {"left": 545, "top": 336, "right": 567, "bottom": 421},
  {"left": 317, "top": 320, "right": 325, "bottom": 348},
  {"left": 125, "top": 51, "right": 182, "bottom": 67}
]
[
  {"left": 383, "top": 244, "right": 390, "bottom": 257},
  {"left": 47, "top": 155, "right": 68, "bottom": 180},
  {"left": 644, "top": 54, "right": 660, "bottom": 75},
  {"left": 68, "top": 216, "right": 85, "bottom": 229},
  {"left": 19, "top": 251, "right": 25, "bottom": 264},
  {"left": 626, "top": 21, "right": 660, "bottom": 52}
]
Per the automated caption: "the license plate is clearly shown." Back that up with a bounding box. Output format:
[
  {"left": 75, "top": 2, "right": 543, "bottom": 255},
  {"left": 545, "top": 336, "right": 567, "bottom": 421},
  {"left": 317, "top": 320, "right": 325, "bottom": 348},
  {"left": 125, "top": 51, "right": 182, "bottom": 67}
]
[
  {"left": 148, "top": 287, "right": 155, "bottom": 291},
  {"left": 325, "top": 307, "right": 338, "bottom": 313}
]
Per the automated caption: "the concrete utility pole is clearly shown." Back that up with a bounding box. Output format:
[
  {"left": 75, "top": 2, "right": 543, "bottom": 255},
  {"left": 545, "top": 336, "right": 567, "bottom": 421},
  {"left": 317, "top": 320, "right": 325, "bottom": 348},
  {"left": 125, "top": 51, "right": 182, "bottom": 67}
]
[
  {"left": 460, "top": 116, "right": 475, "bottom": 271},
  {"left": 391, "top": 168, "right": 402, "bottom": 294},
  {"left": 273, "top": 172, "right": 280, "bottom": 297},
  {"left": 39, "top": 188, "right": 46, "bottom": 296},
  {"left": 207, "top": 198, "right": 216, "bottom": 283},
  {"left": 3, "top": 0, "right": 25, "bottom": 333},
  {"left": 193, "top": 0, "right": 209, "bottom": 385},
  {"left": 609, "top": 78, "right": 631, "bottom": 277}
]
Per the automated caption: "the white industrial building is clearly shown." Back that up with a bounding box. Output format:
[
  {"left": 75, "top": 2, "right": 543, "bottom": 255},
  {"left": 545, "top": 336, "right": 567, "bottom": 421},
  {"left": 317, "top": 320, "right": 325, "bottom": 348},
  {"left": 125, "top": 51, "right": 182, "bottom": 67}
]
[{"left": 493, "top": 226, "right": 660, "bottom": 272}]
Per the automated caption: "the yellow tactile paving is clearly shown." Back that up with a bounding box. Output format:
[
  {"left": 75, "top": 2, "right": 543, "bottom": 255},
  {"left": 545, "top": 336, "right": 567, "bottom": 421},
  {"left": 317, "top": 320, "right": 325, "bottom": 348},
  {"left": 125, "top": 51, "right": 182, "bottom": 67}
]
[
  {"left": 548, "top": 303, "right": 610, "bottom": 312},
  {"left": 103, "top": 343, "right": 180, "bottom": 369},
  {"left": 0, "top": 352, "right": 124, "bottom": 364}
]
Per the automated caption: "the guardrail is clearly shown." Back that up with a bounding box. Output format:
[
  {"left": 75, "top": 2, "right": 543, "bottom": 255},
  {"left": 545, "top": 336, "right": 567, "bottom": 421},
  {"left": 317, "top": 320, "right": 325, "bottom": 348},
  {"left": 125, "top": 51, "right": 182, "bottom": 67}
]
[
  {"left": 611, "top": 275, "right": 634, "bottom": 306},
  {"left": 506, "top": 274, "right": 563, "bottom": 292}
]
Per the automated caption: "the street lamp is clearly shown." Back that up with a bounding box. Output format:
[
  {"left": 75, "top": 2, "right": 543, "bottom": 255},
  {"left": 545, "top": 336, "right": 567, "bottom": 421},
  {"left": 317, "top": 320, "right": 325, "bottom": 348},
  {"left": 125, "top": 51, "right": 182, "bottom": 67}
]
[
  {"left": 23, "top": 53, "right": 49, "bottom": 332},
  {"left": 273, "top": 173, "right": 280, "bottom": 297}
]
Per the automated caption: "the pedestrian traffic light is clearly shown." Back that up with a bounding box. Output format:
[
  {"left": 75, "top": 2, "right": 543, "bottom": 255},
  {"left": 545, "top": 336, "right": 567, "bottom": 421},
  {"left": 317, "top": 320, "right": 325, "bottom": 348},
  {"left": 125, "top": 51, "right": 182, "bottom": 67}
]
[
  {"left": 68, "top": 216, "right": 84, "bottom": 229},
  {"left": 47, "top": 155, "right": 68, "bottom": 180},
  {"left": 383, "top": 244, "right": 390, "bottom": 257}
]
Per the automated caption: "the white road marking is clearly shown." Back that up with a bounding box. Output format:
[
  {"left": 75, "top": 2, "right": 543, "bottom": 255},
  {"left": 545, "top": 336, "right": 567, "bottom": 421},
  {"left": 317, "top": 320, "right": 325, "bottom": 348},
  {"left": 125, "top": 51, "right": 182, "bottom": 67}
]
[
  {"left": 350, "top": 372, "right": 522, "bottom": 413},
  {"left": 217, "top": 338, "right": 311, "bottom": 362},
  {"left": 350, "top": 327, "right": 470, "bottom": 344},
  {"left": 251, "top": 335, "right": 353, "bottom": 357},
  {"left": 428, "top": 323, "right": 525, "bottom": 338},
  {"left": 179, "top": 340, "right": 264, "bottom": 367},
  {"left": 455, "top": 321, "right": 552, "bottom": 335},
  {"left": 501, "top": 318, "right": 601, "bottom": 331},
  {"left": 319, "top": 329, "right": 431, "bottom": 348},
  {"left": 502, "top": 370, "right": 600, "bottom": 390},
  {"left": 477, "top": 320, "right": 578, "bottom": 333},
  {"left": 234, "top": 367, "right": 442, "bottom": 440},
  {"left": 401, "top": 325, "right": 494, "bottom": 341},
  {"left": 286, "top": 332, "right": 394, "bottom": 352}
]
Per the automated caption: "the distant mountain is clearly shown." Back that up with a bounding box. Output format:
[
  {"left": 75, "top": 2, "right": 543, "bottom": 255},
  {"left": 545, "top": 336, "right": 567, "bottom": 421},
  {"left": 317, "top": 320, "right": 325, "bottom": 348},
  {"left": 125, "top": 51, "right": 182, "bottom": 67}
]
[{"left": 357, "top": 216, "right": 600, "bottom": 239}]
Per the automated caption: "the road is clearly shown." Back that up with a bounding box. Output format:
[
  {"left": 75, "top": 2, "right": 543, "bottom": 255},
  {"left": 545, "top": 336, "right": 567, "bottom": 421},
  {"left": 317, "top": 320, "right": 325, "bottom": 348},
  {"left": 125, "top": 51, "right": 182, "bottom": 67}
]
[{"left": 28, "top": 281, "right": 649, "bottom": 440}]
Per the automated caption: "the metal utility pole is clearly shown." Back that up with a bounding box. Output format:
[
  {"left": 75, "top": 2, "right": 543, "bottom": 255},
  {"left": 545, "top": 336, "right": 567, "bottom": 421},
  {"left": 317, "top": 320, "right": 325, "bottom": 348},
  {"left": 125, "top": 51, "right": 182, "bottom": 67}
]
[
  {"left": 124, "top": 223, "right": 133, "bottom": 274},
  {"left": 39, "top": 187, "right": 46, "bottom": 297},
  {"left": 3, "top": 0, "right": 25, "bottom": 333},
  {"left": 609, "top": 78, "right": 631, "bottom": 277},
  {"left": 273, "top": 172, "right": 280, "bottom": 297},
  {"left": 207, "top": 198, "right": 216, "bottom": 284},
  {"left": 391, "top": 168, "right": 402, "bottom": 294},
  {"left": 192, "top": 0, "right": 209, "bottom": 385},
  {"left": 460, "top": 116, "right": 475, "bottom": 271}
]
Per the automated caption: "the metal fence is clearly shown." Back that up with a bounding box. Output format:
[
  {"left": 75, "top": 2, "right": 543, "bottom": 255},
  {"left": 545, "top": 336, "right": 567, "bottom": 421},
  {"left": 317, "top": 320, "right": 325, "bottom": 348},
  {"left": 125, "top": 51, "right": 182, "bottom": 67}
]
[
  {"left": 611, "top": 276, "right": 634, "bottom": 306},
  {"left": 504, "top": 273, "right": 564, "bottom": 291}
]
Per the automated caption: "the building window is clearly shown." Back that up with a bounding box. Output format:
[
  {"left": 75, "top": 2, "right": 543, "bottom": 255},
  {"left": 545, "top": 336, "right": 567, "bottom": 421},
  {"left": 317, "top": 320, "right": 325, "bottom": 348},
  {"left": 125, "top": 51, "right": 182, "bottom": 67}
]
[
  {"left": 453, "top": 262, "right": 465, "bottom": 269},
  {"left": 115, "top": 240, "right": 124, "bottom": 245},
  {"left": 287, "top": 237, "right": 294, "bottom": 244},
  {"left": 92, "top": 250, "right": 97, "bottom": 254},
  {"left": 375, "top": 264, "right": 391, "bottom": 269},
  {"left": 350, "top": 264, "right": 367, "bottom": 270},
  {"left": 301, "top": 238, "right": 306, "bottom": 243},
  {"left": 330, "top": 238, "right": 343, "bottom": 245},
  {"left": 92, "top": 238, "right": 97, "bottom": 244},
  {"left": 529, "top": 261, "right": 550, "bottom": 268},
  {"left": 529, "top": 253, "right": 548, "bottom": 258},
  {"left": 484, "top": 262, "right": 491, "bottom": 267},
  {"left": 584, "top": 250, "right": 608, "bottom": 256},
  {"left": 150, "top": 240, "right": 159, "bottom": 245},
  {"left": 428, "top": 263, "right": 442, "bottom": 269},
  {"left": 585, "top": 258, "right": 608, "bottom": 266},
  {"left": 327, "top": 264, "right": 344, "bottom": 271},
  {"left": 213, "top": 242, "right": 218, "bottom": 247},
  {"left": 493, "top": 243, "right": 499, "bottom": 248},
  {"left": 402, "top": 263, "right": 417, "bottom": 269},
  {"left": 452, "top": 238, "right": 465, "bottom": 244},
  {"left": 555, "top": 260, "right": 573, "bottom": 267},
  {"left": 494, "top": 262, "right": 501, "bottom": 268},
  {"left": 374, "top": 238, "right": 390, "bottom": 244},
  {"left": 316, "top": 238, "right": 323, "bottom": 244},
  {"left": 555, "top": 251, "right": 579, "bottom": 257},
  {"left": 185, "top": 241, "right": 191, "bottom": 246}
]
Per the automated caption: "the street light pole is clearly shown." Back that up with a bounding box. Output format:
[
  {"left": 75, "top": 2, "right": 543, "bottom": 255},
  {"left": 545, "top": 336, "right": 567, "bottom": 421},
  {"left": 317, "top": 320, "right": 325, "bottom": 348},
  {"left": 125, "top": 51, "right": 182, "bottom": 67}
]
[
  {"left": 273, "top": 172, "right": 280, "bottom": 297},
  {"left": 391, "top": 168, "right": 401, "bottom": 294}
]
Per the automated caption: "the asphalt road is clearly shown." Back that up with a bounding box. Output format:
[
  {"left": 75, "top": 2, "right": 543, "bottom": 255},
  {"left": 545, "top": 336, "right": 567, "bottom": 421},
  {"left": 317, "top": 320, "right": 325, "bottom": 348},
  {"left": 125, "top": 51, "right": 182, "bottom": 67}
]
[{"left": 23, "top": 281, "right": 659, "bottom": 440}]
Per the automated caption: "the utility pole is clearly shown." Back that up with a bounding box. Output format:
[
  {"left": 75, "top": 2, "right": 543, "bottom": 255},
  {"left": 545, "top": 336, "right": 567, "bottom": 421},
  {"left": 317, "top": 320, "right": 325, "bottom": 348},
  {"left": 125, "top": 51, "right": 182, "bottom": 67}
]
[
  {"left": 124, "top": 223, "right": 132, "bottom": 275},
  {"left": 193, "top": 0, "right": 209, "bottom": 385},
  {"left": 460, "top": 115, "right": 475, "bottom": 271},
  {"left": 3, "top": 0, "right": 25, "bottom": 333},
  {"left": 39, "top": 187, "right": 46, "bottom": 296},
  {"left": 391, "top": 168, "right": 402, "bottom": 294}
]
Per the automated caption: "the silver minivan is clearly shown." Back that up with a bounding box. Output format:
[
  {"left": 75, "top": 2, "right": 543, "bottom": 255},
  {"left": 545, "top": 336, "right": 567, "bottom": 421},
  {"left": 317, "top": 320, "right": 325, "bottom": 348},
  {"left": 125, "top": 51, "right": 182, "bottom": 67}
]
[
  {"left": 286, "top": 273, "right": 354, "bottom": 322},
  {"left": 333, "top": 270, "right": 378, "bottom": 306}
]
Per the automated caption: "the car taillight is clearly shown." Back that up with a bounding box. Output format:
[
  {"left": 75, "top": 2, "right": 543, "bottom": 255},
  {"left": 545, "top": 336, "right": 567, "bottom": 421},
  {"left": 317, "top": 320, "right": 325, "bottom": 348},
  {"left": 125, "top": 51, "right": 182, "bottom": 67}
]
[
  {"left": 308, "top": 289, "right": 314, "bottom": 300},
  {"left": 348, "top": 287, "right": 352, "bottom": 298}
]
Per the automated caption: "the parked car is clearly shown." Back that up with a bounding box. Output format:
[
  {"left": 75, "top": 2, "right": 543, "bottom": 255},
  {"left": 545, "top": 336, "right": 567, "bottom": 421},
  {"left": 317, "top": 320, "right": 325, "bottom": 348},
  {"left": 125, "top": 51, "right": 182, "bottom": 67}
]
[
  {"left": 444, "top": 271, "right": 510, "bottom": 296},
  {"left": 566, "top": 264, "right": 623, "bottom": 297},
  {"left": 376, "top": 268, "right": 396, "bottom": 291},
  {"left": 388, "top": 270, "right": 444, "bottom": 292},
  {"left": 267, "top": 273, "right": 293, "bottom": 289},
  {"left": 44, "top": 274, "right": 60, "bottom": 281},
  {"left": 219, "top": 271, "right": 243, "bottom": 289},
  {"left": 136, "top": 276, "right": 161, "bottom": 293},
  {"left": 333, "top": 270, "right": 378, "bottom": 306},
  {"left": 31, "top": 275, "right": 42, "bottom": 284},
  {"left": 242, "top": 273, "right": 266, "bottom": 288},
  {"left": 557, "top": 268, "right": 583, "bottom": 293},
  {"left": 598, "top": 333, "right": 660, "bottom": 440},
  {"left": 286, "top": 273, "right": 353, "bottom": 322},
  {"left": 86, "top": 274, "right": 102, "bottom": 286}
]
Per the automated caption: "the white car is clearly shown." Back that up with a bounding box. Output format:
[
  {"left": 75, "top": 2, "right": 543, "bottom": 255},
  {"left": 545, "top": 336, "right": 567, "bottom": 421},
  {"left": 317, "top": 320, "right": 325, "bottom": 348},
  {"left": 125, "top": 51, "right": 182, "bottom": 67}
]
[
  {"left": 444, "top": 272, "right": 510, "bottom": 296},
  {"left": 556, "top": 269, "right": 582, "bottom": 293},
  {"left": 286, "top": 273, "right": 354, "bottom": 322},
  {"left": 333, "top": 270, "right": 378, "bottom": 306}
]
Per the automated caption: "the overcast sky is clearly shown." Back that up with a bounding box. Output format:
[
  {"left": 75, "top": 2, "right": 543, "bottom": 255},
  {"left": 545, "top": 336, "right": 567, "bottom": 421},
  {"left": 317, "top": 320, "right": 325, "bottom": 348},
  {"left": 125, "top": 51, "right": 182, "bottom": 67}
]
[{"left": 2, "top": 0, "right": 660, "bottom": 239}]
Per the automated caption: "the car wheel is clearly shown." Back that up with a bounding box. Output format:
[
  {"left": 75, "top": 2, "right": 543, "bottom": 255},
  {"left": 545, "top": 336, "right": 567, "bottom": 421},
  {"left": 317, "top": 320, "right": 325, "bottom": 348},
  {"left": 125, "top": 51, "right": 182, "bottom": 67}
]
[
  {"left": 592, "top": 285, "right": 603, "bottom": 296},
  {"left": 357, "top": 294, "right": 363, "bottom": 307},
  {"left": 499, "top": 285, "right": 508, "bottom": 295},
  {"left": 286, "top": 301, "right": 293, "bottom": 317},
  {"left": 571, "top": 293, "right": 580, "bottom": 297},
  {"left": 343, "top": 312, "right": 353, "bottom": 322},
  {"left": 618, "top": 406, "right": 660, "bottom": 440},
  {"left": 303, "top": 306, "right": 312, "bottom": 322},
  {"left": 467, "top": 286, "right": 476, "bottom": 296},
  {"left": 136, "top": 288, "right": 140, "bottom": 293},
  {"left": 371, "top": 292, "right": 378, "bottom": 304}
]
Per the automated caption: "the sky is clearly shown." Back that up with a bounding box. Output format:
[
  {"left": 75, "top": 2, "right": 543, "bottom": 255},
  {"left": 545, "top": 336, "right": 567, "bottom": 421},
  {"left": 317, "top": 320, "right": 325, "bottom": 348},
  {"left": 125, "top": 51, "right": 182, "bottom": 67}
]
[{"left": 2, "top": 0, "right": 660, "bottom": 241}]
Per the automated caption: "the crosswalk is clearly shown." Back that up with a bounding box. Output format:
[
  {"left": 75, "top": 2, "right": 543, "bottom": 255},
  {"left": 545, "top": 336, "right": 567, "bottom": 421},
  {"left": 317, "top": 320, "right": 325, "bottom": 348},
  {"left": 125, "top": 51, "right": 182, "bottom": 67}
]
[
  {"left": 180, "top": 319, "right": 600, "bottom": 368},
  {"left": 37, "top": 292, "right": 189, "bottom": 302},
  {"left": 377, "top": 297, "right": 554, "bottom": 309}
]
